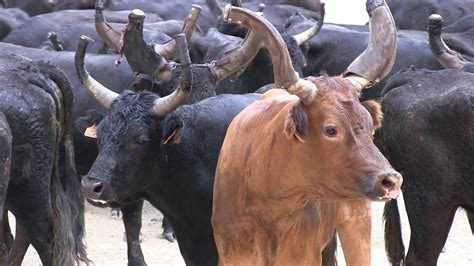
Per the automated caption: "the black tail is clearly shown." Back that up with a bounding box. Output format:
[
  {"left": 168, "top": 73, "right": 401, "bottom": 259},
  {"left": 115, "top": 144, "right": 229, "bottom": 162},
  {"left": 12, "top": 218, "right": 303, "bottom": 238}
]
[
  {"left": 383, "top": 199, "right": 405, "bottom": 265},
  {"left": 36, "top": 61, "right": 89, "bottom": 265},
  {"left": 321, "top": 230, "right": 337, "bottom": 266}
]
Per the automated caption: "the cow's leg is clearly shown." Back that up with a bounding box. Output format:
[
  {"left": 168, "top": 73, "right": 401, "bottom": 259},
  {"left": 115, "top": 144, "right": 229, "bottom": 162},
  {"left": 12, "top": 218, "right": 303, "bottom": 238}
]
[
  {"left": 7, "top": 221, "right": 29, "bottom": 266},
  {"left": 122, "top": 199, "right": 146, "bottom": 266},
  {"left": 405, "top": 202, "right": 456, "bottom": 266},
  {"left": 467, "top": 211, "right": 474, "bottom": 234},
  {"left": 162, "top": 216, "right": 175, "bottom": 243},
  {"left": 336, "top": 199, "right": 371, "bottom": 266},
  {"left": 0, "top": 212, "right": 13, "bottom": 264},
  {"left": 0, "top": 113, "right": 12, "bottom": 264},
  {"left": 6, "top": 166, "right": 55, "bottom": 266}
]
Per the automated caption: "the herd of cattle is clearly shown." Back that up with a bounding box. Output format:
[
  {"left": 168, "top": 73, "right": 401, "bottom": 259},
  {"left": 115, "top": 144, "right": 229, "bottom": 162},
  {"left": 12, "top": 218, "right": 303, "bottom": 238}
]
[{"left": 0, "top": 0, "right": 472, "bottom": 265}]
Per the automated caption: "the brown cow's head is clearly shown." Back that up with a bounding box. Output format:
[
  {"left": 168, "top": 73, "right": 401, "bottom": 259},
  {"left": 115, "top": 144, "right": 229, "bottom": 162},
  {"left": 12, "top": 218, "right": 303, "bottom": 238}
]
[
  {"left": 225, "top": 0, "right": 402, "bottom": 201},
  {"left": 282, "top": 77, "right": 399, "bottom": 200}
]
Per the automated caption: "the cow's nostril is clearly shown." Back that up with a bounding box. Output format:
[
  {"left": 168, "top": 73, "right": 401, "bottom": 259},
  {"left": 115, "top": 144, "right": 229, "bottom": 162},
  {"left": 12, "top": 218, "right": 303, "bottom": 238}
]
[
  {"left": 381, "top": 177, "right": 394, "bottom": 190},
  {"left": 93, "top": 183, "right": 104, "bottom": 194}
]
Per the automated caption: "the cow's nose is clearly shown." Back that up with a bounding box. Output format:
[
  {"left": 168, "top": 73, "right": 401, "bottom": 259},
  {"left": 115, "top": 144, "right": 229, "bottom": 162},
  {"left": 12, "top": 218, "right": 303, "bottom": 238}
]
[
  {"left": 377, "top": 172, "right": 403, "bottom": 198},
  {"left": 82, "top": 177, "right": 107, "bottom": 200},
  {"left": 92, "top": 181, "right": 104, "bottom": 194}
]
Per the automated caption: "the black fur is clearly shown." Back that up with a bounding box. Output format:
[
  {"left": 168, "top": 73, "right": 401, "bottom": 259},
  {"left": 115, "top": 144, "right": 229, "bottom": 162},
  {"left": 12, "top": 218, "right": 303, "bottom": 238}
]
[
  {"left": 379, "top": 67, "right": 474, "bottom": 264},
  {"left": 0, "top": 54, "right": 87, "bottom": 265},
  {"left": 83, "top": 92, "right": 260, "bottom": 265}
]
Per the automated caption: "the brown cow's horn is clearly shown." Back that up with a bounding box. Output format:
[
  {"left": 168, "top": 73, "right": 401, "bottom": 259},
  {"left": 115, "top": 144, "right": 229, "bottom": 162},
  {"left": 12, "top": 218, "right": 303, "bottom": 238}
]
[
  {"left": 75, "top": 35, "right": 119, "bottom": 109},
  {"left": 292, "top": 2, "right": 325, "bottom": 46},
  {"left": 153, "top": 5, "right": 201, "bottom": 60},
  {"left": 343, "top": 0, "right": 397, "bottom": 91},
  {"left": 209, "top": 29, "right": 262, "bottom": 81},
  {"left": 428, "top": 14, "right": 467, "bottom": 70},
  {"left": 151, "top": 34, "right": 193, "bottom": 116},
  {"left": 224, "top": 5, "right": 317, "bottom": 103},
  {"left": 95, "top": 0, "right": 122, "bottom": 52}
]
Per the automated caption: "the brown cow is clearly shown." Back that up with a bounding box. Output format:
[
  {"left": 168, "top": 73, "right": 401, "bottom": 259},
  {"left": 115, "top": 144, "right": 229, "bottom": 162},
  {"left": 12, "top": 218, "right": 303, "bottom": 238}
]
[{"left": 212, "top": 1, "right": 402, "bottom": 265}]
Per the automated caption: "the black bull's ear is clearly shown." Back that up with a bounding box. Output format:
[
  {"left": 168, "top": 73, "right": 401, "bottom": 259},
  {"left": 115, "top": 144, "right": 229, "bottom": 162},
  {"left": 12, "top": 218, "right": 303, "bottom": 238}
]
[
  {"left": 75, "top": 110, "right": 105, "bottom": 139},
  {"left": 160, "top": 114, "right": 184, "bottom": 145}
]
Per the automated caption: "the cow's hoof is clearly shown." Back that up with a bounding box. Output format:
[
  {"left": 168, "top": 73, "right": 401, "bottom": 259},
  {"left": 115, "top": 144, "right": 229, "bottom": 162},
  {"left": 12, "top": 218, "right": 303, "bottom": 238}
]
[
  {"left": 163, "top": 232, "right": 176, "bottom": 243},
  {"left": 111, "top": 209, "right": 123, "bottom": 220}
]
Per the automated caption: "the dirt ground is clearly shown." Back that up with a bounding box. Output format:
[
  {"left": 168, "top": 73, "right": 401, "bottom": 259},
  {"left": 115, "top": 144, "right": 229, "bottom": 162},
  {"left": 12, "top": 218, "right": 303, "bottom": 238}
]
[{"left": 17, "top": 192, "right": 473, "bottom": 265}]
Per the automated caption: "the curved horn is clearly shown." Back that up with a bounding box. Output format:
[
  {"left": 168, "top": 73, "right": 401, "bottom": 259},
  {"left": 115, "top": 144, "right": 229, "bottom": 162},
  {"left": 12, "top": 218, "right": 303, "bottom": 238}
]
[
  {"left": 292, "top": 2, "right": 325, "bottom": 46},
  {"left": 343, "top": 0, "right": 397, "bottom": 91},
  {"left": 153, "top": 5, "right": 201, "bottom": 60},
  {"left": 231, "top": 0, "right": 242, "bottom": 7},
  {"left": 47, "top": 31, "right": 64, "bottom": 51},
  {"left": 75, "top": 35, "right": 119, "bottom": 109},
  {"left": 151, "top": 34, "right": 193, "bottom": 116},
  {"left": 122, "top": 9, "right": 168, "bottom": 79},
  {"left": 206, "top": 0, "right": 223, "bottom": 20},
  {"left": 224, "top": 5, "right": 317, "bottom": 103},
  {"left": 209, "top": 28, "right": 262, "bottom": 81},
  {"left": 428, "top": 14, "right": 467, "bottom": 70},
  {"left": 95, "top": 0, "right": 122, "bottom": 52}
]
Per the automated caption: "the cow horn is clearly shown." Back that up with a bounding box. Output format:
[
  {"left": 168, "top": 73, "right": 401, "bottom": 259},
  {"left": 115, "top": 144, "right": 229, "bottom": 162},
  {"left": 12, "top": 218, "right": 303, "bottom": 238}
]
[
  {"left": 209, "top": 27, "right": 262, "bottom": 81},
  {"left": 231, "top": 0, "right": 242, "bottom": 7},
  {"left": 224, "top": 5, "right": 318, "bottom": 103},
  {"left": 153, "top": 5, "right": 202, "bottom": 60},
  {"left": 151, "top": 34, "right": 193, "bottom": 116},
  {"left": 95, "top": 0, "right": 122, "bottom": 52},
  {"left": 75, "top": 35, "right": 119, "bottom": 109},
  {"left": 292, "top": 2, "right": 325, "bottom": 46},
  {"left": 343, "top": 0, "right": 397, "bottom": 91},
  {"left": 47, "top": 31, "right": 64, "bottom": 51},
  {"left": 428, "top": 14, "right": 467, "bottom": 70},
  {"left": 206, "top": 0, "right": 223, "bottom": 20},
  {"left": 122, "top": 9, "right": 168, "bottom": 79}
]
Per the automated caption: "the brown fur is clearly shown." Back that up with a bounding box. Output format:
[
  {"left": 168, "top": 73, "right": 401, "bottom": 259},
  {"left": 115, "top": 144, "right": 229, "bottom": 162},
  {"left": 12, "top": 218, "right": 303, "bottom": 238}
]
[{"left": 212, "top": 76, "right": 402, "bottom": 265}]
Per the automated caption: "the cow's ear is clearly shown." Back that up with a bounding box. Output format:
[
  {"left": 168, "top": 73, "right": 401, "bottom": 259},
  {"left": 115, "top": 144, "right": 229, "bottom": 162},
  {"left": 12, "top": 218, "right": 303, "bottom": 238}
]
[
  {"left": 161, "top": 115, "right": 184, "bottom": 145},
  {"left": 84, "top": 123, "right": 98, "bottom": 139},
  {"left": 284, "top": 102, "right": 308, "bottom": 143},
  {"left": 362, "top": 100, "right": 383, "bottom": 130},
  {"left": 75, "top": 110, "right": 105, "bottom": 139}
]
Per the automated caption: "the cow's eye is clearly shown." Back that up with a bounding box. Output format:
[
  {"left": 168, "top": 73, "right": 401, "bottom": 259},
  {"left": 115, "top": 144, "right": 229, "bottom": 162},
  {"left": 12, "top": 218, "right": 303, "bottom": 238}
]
[{"left": 324, "top": 126, "right": 338, "bottom": 137}]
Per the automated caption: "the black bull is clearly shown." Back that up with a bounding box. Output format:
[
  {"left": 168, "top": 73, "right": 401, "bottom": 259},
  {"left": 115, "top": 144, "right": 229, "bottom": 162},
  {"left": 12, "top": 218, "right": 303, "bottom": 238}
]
[
  {"left": 0, "top": 54, "right": 86, "bottom": 265},
  {"left": 82, "top": 92, "right": 260, "bottom": 265},
  {"left": 379, "top": 67, "right": 474, "bottom": 265}
]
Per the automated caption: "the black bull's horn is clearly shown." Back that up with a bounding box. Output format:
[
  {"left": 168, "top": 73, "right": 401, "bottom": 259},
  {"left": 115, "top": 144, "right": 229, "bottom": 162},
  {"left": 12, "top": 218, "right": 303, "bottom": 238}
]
[
  {"left": 75, "top": 34, "right": 193, "bottom": 117},
  {"left": 292, "top": 2, "right": 326, "bottom": 46},
  {"left": 75, "top": 35, "right": 119, "bottom": 109},
  {"left": 428, "top": 14, "right": 468, "bottom": 70},
  {"left": 95, "top": 0, "right": 201, "bottom": 60}
]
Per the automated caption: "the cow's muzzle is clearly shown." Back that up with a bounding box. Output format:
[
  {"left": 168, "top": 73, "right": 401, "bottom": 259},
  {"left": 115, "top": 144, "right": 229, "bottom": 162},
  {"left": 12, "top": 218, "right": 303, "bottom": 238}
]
[
  {"left": 82, "top": 175, "right": 113, "bottom": 204},
  {"left": 364, "top": 171, "right": 403, "bottom": 201}
]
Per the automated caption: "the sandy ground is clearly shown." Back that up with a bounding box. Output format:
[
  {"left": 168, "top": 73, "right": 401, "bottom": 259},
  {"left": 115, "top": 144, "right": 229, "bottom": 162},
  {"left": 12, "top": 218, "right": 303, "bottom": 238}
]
[{"left": 17, "top": 192, "right": 473, "bottom": 265}]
